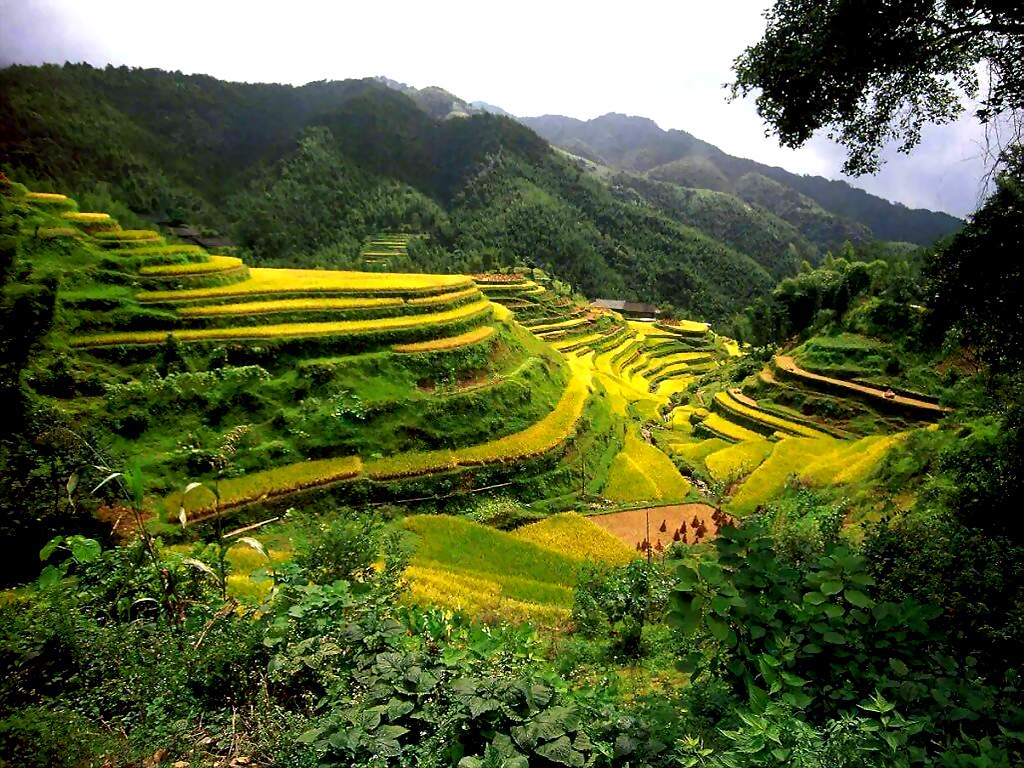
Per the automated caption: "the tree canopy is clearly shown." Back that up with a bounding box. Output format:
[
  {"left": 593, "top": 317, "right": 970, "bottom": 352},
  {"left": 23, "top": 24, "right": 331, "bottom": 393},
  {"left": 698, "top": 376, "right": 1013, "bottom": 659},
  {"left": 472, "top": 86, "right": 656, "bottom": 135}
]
[{"left": 733, "top": 0, "right": 1024, "bottom": 174}]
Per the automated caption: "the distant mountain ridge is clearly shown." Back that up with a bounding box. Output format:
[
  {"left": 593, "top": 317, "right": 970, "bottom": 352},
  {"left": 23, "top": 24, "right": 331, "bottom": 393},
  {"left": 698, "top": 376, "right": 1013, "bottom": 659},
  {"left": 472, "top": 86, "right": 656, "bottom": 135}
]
[
  {"left": 520, "top": 113, "right": 962, "bottom": 247},
  {"left": 370, "top": 79, "right": 961, "bottom": 249}
]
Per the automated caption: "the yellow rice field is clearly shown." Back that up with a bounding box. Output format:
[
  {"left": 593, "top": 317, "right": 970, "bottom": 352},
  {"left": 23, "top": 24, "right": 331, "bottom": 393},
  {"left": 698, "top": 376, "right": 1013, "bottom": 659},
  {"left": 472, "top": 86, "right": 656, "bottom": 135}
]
[
  {"left": 729, "top": 437, "right": 838, "bottom": 514},
  {"left": 173, "top": 455, "right": 364, "bottom": 518},
  {"left": 603, "top": 432, "right": 691, "bottom": 502},
  {"left": 179, "top": 296, "right": 404, "bottom": 317},
  {"left": 27, "top": 191, "right": 71, "bottom": 202},
  {"left": 703, "top": 439, "right": 774, "bottom": 483},
  {"left": 72, "top": 299, "right": 493, "bottom": 347},
  {"left": 713, "top": 391, "right": 831, "bottom": 439},
  {"left": 699, "top": 412, "right": 764, "bottom": 443},
  {"left": 139, "top": 255, "right": 244, "bottom": 276},
  {"left": 510, "top": 513, "right": 636, "bottom": 563},
  {"left": 365, "top": 364, "right": 591, "bottom": 479},
  {"left": 392, "top": 325, "right": 495, "bottom": 353},
  {"left": 137, "top": 267, "right": 473, "bottom": 303},
  {"left": 406, "top": 286, "right": 482, "bottom": 306},
  {"left": 62, "top": 211, "right": 113, "bottom": 223}
]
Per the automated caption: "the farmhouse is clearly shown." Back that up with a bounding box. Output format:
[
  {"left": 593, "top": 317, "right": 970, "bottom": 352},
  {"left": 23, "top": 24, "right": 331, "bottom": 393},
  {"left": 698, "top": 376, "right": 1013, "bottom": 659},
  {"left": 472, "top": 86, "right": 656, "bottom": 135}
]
[{"left": 591, "top": 298, "right": 662, "bottom": 320}]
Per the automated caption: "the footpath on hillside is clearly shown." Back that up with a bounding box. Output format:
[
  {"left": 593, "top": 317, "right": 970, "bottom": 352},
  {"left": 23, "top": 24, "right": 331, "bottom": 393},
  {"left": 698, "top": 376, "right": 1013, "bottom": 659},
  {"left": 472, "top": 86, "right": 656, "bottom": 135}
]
[{"left": 774, "top": 355, "right": 951, "bottom": 416}]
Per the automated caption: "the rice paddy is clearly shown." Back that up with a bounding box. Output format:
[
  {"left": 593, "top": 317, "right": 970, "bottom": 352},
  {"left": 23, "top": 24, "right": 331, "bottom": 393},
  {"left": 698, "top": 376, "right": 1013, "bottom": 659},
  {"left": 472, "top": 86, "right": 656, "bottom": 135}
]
[
  {"left": 178, "top": 296, "right": 405, "bottom": 317},
  {"left": 602, "top": 432, "right": 691, "bottom": 503},
  {"left": 402, "top": 513, "right": 631, "bottom": 624},
  {"left": 392, "top": 325, "right": 495, "bottom": 353},
  {"left": 71, "top": 299, "right": 493, "bottom": 347},
  {"left": 137, "top": 268, "right": 473, "bottom": 303},
  {"left": 138, "top": 255, "right": 244, "bottom": 276}
]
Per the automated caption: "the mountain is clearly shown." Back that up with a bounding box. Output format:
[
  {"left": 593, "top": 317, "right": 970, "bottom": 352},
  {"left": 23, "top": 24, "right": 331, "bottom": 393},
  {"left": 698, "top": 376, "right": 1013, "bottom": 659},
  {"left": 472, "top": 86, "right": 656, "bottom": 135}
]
[
  {"left": 0, "top": 63, "right": 775, "bottom": 321},
  {"left": 520, "top": 113, "right": 963, "bottom": 248}
]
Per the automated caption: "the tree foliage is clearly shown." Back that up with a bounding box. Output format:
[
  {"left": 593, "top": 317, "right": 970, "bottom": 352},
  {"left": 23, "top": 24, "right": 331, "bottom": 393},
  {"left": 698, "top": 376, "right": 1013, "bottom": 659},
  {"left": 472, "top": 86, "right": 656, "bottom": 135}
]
[{"left": 733, "top": 0, "right": 1024, "bottom": 174}]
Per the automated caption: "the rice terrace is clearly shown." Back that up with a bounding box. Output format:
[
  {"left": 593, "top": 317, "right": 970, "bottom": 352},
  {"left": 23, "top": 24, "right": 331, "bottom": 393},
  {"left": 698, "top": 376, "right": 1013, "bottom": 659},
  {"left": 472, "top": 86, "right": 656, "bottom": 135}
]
[{"left": 1, "top": 4, "right": 1022, "bottom": 765}]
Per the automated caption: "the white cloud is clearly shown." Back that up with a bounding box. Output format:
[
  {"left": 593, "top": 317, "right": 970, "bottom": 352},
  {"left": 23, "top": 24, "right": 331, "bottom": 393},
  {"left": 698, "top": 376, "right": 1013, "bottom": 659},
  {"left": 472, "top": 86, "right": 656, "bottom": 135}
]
[{"left": 0, "top": 0, "right": 989, "bottom": 215}]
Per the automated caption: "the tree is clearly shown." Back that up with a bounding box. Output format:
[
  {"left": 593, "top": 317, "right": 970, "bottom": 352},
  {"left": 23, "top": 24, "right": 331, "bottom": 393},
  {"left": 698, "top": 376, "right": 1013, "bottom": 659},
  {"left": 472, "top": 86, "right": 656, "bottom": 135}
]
[
  {"left": 925, "top": 150, "right": 1024, "bottom": 372},
  {"left": 732, "top": 0, "right": 1024, "bottom": 174}
]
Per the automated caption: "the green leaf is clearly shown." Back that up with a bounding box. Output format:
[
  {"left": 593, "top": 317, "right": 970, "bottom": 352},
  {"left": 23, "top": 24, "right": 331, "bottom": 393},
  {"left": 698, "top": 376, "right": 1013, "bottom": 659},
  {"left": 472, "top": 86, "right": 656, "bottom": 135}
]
[
  {"left": 535, "top": 736, "right": 583, "bottom": 767},
  {"left": 68, "top": 536, "right": 101, "bottom": 564},
  {"left": 707, "top": 616, "right": 729, "bottom": 643},
  {"left": 820, "top": 580, "right": 844, "bottom": 596},
  {"left": 39, "top": 536, "right": 64, "bottom": 562},
  {"left": 676, "top": 563, "right": 699, "bottom": 589},
  {"left": 823, "top": 604, "right": 845, "bottom": 619},
  {"left": 698, "top": 560, "right": 723, "bottom": 584},
  {"left": 822, "top": 631, "right": 847, "bottom": 645},
  {"left": 844, "top": 589, "right": 874, "bottom": 608},
  {"left": 37, "top": 564, "right": 62, "bottom": 589},
  {"left": 803, "top": 591, "right": 826, "bottom": 605},
  {"left": 888, "top": 658, "right": 909, "bottom": 676}
]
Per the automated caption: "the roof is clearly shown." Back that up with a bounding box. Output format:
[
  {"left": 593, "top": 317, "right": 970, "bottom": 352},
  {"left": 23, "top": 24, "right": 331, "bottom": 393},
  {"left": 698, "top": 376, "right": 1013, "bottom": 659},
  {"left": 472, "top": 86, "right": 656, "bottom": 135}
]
[
  {"left": 591, "top": 299, "right": 626, "bottom": 310},
  {"left": 622, "top": 302, "right": 660, "bottom": 315}
]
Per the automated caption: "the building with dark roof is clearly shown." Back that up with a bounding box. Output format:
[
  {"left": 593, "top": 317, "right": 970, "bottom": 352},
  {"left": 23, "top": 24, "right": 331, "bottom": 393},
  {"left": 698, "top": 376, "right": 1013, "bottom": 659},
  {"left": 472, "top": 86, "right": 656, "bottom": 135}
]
[{"left": 591, "top": 298, "right": 661, "bottom": 319}]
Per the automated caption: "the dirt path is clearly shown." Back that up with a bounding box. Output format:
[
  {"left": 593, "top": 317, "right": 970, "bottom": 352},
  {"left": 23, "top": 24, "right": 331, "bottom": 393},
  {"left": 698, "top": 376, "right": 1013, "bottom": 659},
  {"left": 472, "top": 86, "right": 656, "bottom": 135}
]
[
  {"left": 774, "top": 355, "right": 951, "bottom": 415},
  {"left": 590, "top": 503, "right": 719, "bottom": 550}
]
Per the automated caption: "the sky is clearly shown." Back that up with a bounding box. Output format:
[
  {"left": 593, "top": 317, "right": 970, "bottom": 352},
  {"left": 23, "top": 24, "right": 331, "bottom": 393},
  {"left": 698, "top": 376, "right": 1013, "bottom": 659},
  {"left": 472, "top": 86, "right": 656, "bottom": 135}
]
[{"left": 0, "top": 0, "right": 997, "bottom": 217}]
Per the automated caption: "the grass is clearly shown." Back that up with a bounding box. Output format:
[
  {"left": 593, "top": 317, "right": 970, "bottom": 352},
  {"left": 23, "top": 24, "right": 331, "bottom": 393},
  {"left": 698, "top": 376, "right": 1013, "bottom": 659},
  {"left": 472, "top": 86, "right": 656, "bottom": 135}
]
[
  {"left": 703, "top": 439, "right": 774, "bottom": 483},
  {"left": 510, "top": 512, "right": 636, "bottom": 563},
  {"left": 402, "top": 515, "right": 595, "bottom": 624},
  {"left": 94, "top": 229, "right": 162, "bottom": 241},
  {"left": 603, "top": 432, "right": 691, "bottom": 502},
  {"left": 365, "top": 364, "right": 591, "bottom": 479},
  {"left": 713, "top": 391, "right": 831, "bottom": 439},
  {"left": 172, "top": 455, "right": 364, "bottom": 519},
  {"left": 799, "top": 433, "right": 906, "bottom": 486},
  {"left": 72, "top": 299, "right": 493, "bottom": 347},
  {"left": 729, "top": 437, "right": 838, "bottom": 515},
  {"left": 178, "top": 296, "right": 404, "bottom": 317},
  {"left": 137, "top": 267, "right": 473, "bottom": 303},
  {"left": 698, "top": 412, "right": 764, "bottom": 443},
  {"left": 138, "top": 255, "right": 244, "bottom": 276},
  {"left": 407, "top": 286, "right": 481, "bottom": 306},
  {"left": 392, "top": 325, "right": 495, "bottom": 353}
]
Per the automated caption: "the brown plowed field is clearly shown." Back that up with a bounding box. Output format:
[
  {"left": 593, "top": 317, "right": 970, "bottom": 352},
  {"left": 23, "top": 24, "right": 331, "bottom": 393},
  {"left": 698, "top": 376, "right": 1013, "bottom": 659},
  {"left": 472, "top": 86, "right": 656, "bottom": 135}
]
[{"left": 590, "top": 503, "right": 719, "bottom": 550}]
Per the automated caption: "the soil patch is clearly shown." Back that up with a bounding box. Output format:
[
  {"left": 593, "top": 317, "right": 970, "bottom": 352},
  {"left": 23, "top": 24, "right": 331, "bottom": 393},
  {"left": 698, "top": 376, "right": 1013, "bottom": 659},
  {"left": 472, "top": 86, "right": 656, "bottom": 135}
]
[{"left": 590, "top": 502, "right": 719, "bottom": 550}]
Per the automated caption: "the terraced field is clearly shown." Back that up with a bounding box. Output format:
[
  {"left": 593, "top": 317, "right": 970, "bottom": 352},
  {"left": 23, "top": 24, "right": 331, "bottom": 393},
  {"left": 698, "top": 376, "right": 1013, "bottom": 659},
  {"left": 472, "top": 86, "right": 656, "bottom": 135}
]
[
  {"left": 18, "top": 188, "right": 929, "bottom": 627},
  {"left": 402, "top": 513, "right": 634, "bottom": 624}
]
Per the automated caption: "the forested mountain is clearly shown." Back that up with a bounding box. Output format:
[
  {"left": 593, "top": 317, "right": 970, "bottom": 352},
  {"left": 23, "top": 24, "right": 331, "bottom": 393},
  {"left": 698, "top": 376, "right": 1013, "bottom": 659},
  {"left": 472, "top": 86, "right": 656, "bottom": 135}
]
[
  {"left": 0, "top": 63, "right": 779, "bottom": 320},
  {"left": 0, "top": 64, "right": 957, "bottom": 321},
  {"left": 521, "top": 113, "right": 963, "bottom": 247}
]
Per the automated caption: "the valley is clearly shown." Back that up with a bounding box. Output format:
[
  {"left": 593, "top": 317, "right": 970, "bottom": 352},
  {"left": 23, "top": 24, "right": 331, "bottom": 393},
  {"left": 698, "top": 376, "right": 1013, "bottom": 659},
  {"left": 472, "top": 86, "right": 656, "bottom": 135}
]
[{"left": 0, "top": 25, "right": 1022, "bottom": 765}]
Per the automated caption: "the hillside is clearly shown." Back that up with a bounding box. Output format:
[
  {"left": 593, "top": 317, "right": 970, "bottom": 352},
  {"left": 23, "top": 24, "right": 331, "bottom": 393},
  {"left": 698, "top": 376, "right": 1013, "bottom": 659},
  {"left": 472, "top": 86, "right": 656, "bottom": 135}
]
[
  {"left": 521, "top": 112, "right": 963, "bottom": 248},
  {"left": 2, "top": 162, "right": 1023, "bottom": 767},
  {"left": 0, "top": 63, "right": 785, "bottom": 321}
]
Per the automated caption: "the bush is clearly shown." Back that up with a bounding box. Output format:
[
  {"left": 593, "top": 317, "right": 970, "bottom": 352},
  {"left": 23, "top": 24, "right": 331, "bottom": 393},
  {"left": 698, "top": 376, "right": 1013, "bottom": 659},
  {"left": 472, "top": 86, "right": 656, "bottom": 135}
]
[{"left": 293, "top": 510, "right": 381, "bottom": 583}]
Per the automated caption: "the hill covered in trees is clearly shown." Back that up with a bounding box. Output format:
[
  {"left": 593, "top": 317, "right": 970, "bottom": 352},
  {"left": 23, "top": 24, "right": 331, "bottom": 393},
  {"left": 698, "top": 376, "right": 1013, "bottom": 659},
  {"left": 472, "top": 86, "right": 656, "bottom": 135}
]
[
  {"left": 0, "top": 64, "right": 956, "bottom": 323},
  {"left": 521, "top": 112, "right": 962, "bottom": 248}
]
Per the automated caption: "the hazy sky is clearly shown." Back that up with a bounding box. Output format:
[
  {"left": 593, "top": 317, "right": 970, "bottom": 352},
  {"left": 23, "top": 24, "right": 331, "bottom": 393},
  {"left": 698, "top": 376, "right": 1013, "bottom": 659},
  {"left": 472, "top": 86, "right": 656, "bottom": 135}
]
[{"left": 0, "top": 0, "right": 996, "bottom": 217}]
